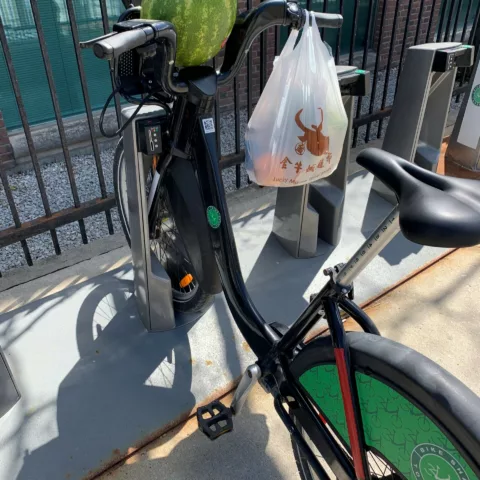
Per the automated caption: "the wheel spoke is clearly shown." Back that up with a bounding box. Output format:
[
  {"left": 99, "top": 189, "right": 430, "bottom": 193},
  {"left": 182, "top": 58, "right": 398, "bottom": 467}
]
[{"left": 148, "top": 187, "right": 198, "bottom": 303}]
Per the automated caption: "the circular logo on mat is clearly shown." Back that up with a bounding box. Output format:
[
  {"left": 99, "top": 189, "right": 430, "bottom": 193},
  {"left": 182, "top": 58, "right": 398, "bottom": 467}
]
[
  {"left": 472, "top": 85, "right": 480, "bottom": 106},
  {"left": 411, "top": 444, "right": 469, "bottom": 480}
]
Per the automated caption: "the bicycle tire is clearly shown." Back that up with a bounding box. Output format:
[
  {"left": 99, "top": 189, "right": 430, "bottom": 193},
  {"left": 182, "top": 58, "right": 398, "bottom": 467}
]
[
  {"left": 113, "top": 140, "right": 213, "bottom": 313},
  {"left": 289, "top": 332, "right": 480, "bottom": 480}
]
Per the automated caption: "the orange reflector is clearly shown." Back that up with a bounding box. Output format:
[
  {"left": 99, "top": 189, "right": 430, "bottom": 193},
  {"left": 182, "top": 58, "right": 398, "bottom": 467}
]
[
  {"left": 179, "top": 274, "right": 194, "bottom": 289},
  {"left": 152, "top": 155, "right": 158, "bottom": 171}
]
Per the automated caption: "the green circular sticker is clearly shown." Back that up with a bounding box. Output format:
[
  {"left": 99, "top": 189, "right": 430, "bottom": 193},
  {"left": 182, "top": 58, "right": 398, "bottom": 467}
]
[
  {"left": 472, "top": 84, "right": 480, "bottom": 106},
  {"left": 207, "top": 206, "right": 221, "bottom": 229},
  {"left": 411, "top": 444, "right": 470, "bottom": 480}
]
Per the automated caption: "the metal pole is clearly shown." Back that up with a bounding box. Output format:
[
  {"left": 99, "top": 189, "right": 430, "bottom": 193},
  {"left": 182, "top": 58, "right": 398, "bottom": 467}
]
[
  {"left": 29, "top": 0, "right": 89, "bottom": 244},
  {"left": 65, "top": 0, "right": 114, "bottom": 235},
  {"left": 0, "top": 12, "right": 61, "bottom": 257}
]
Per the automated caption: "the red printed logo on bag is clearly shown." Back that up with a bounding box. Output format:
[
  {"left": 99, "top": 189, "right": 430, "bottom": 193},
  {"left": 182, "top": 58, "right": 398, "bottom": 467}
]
[{"left": 294, "top": 108, "right": 330, "bottom": 157}]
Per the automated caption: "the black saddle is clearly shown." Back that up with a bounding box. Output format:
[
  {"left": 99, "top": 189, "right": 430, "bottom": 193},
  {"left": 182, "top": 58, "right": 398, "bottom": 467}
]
[{"left": 357, "top": 148, "right": 480, "bottom": 248}]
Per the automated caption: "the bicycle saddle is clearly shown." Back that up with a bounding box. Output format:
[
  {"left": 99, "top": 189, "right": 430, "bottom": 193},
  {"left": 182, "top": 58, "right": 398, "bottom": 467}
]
[{"left": 357, "top": 148, "right": 480, "bottom": 248}]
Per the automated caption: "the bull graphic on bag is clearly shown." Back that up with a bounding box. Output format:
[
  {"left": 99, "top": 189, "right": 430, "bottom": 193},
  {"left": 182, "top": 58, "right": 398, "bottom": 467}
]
[
  {"left": 244, "top": 12, "right": 348, "bottom": 187},
  {"left": 294, "top": 108, "right": 330, "bottom": 158}
]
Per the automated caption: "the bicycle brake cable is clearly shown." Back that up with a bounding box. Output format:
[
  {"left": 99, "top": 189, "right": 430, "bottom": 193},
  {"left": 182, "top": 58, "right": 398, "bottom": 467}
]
[{"left": 99, "top": 88, "right": 153, "bottom": 138}]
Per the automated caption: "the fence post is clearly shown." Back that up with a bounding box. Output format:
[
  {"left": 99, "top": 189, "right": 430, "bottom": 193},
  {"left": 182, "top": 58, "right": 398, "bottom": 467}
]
[{"left": 0, "top": 110, "right": 14, "bottom": 170}]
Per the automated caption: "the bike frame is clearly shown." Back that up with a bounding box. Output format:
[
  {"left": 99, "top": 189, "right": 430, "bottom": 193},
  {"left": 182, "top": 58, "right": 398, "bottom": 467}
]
[{"left": 146, "top": 72, "right": 402, "bottom": 479}]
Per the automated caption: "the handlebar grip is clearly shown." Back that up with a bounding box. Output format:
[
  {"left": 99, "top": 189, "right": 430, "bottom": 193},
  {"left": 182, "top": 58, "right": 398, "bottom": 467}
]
[
  {"left": 93, "top": 28, "right": 153, "bottom": 60},
  {"left": 313, "top": 12, "right": 343, "bottom": 28}
]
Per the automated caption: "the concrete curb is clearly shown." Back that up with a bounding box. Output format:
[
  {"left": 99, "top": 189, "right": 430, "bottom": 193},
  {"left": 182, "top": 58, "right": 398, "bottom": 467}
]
[{"left": 0, "top": 234, "right": 127, "bottom": 294}]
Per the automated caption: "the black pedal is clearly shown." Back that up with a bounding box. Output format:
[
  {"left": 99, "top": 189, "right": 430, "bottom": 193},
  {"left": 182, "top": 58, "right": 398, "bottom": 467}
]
[{"left": 197, "top": 400, "right": 233, "bottom": 440}]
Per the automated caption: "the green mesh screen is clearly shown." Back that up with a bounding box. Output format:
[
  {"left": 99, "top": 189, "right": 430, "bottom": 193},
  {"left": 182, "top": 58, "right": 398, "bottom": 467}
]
[{"left": 0, "top": 0, "right": 124, "bottom": 130}]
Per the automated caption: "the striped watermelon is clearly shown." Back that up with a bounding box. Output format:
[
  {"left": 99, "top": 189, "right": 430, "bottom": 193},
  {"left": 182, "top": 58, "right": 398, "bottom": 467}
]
[{"left": 141, "top": 0, "right": 237, "bottom": 67}]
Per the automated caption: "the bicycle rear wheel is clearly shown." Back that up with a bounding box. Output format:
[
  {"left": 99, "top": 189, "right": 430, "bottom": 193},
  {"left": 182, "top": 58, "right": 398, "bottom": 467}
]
[
  {"left": 113, "top": 140, "right": 212, "bottom": 313},
  {"left": 289, "top": 332, "right": 480, "bottom": 480}
]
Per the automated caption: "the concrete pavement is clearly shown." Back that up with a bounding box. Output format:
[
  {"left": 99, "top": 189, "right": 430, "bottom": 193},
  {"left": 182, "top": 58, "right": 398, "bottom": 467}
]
[
  {"left": 99, "top": 245, "right": 480, "bottom": 480},
  {"left": 1, "top": 171, "right": 474, "bottom": 480},
  {"left": 99, "top": 386, "right": 300, "bottom": 480}
]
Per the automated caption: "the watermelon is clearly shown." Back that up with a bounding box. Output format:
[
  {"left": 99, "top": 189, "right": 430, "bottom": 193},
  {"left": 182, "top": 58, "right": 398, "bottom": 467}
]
[{"left": 141, "top": 0, "right": 238, "bottom": 67}]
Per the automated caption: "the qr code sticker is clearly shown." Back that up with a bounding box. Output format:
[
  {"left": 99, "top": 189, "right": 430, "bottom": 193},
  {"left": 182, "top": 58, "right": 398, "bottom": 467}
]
[{"left": 202, "top": 118, "right": 215, "bottom": 134}]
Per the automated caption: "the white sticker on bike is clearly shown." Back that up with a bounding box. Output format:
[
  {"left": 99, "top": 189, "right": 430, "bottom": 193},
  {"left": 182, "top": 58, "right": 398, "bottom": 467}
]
[{"left": 202, "top": 118, "right": 215, "bottom": 134}]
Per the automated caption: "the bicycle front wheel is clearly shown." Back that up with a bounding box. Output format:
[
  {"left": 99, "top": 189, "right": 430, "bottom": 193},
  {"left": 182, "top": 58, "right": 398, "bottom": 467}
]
[
  {"left": 289, "top": 332, "right": 480, "bottom": 480},
  {"left": 113, "top": 140, "right": 213, "bottom": 313}
]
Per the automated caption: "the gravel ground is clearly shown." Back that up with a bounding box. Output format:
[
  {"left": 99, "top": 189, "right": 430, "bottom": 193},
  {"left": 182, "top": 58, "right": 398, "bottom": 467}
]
[
  {"left": 0, "top": 67, "right": 465, "bottom": 273},
  {"left": 0, "top": 112, "right": 251, "bottom": 273}
]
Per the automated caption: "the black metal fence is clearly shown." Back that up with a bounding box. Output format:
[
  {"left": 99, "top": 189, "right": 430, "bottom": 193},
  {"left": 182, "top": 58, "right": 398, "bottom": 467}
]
[
  {"left": 0, "top": 0, "right": 479, "bottom": 274},
  {"left": 0, "top": 0, "right": 121, "bottom": 274}
]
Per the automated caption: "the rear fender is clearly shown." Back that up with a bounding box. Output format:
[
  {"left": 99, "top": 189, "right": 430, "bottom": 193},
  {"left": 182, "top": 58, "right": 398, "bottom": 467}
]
[{"left": 165, "top": 157, "right": 222, "bottom": 294}]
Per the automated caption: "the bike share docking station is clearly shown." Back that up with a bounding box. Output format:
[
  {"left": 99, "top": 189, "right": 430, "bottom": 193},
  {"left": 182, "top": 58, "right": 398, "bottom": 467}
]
[
  {"left": 273, "top": 43, "right": 474, "bottom": 258},
  {"left": 446, "top": 47, "right": 480, "bottom": 171},
  {"left": 273, "top": 66, "right": 370, "bottom": 258},
  {"left": 122, "top": 105, "right": 212, "bottom": 332},
  {"left": 371, "top": 42, "right": 474, "bottom": 203}
]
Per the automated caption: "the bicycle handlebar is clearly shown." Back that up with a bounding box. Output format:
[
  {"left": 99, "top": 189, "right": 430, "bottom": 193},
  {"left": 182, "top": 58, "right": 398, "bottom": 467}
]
[
  {"left": 312, "top": 12, "right": 343, "bottom": 28},
  {"left": 88, "top": 21, "right": 178, "bottom": 61},
  {"left": 80, "top": 20, "right": 188, "bottom": 94},
  {"left": 81, "top": 0, "right": 343, "bottom": 95},
  {"left": 93, "top": 27, "right": 153, "bottom": 60},
  {"left": 219, "top": 2, "right": 343, "bottom": 85}
]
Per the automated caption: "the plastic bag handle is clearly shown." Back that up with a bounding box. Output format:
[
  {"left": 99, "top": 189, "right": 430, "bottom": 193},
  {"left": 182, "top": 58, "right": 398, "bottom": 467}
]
[
  {"left": 310, "top": 11, "right": 323, "bottom": 44},
  {"left": 282, "top": 29, "right": 299, "bottom": 57}
]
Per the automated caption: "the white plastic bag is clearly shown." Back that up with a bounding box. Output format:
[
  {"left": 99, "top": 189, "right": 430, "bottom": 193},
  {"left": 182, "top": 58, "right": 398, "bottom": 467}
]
[{"left": 245, "top": 13, "right": 348, "bottom": 187}]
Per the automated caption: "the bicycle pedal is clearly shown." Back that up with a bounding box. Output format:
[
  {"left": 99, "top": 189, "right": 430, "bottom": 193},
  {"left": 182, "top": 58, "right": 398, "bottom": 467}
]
[{"left": 197, "top": 400, "right": 233, "bottom": 440}]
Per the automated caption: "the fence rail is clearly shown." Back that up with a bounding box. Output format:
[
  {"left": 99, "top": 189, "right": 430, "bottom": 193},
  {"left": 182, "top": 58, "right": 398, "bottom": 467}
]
[{"left": 0, "top": 0, "right": 479, "bottom": 275}]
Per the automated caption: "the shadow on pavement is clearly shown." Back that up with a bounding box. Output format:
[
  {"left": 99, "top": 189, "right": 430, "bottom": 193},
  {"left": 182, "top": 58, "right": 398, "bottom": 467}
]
[
  {"left": 245, "top": 232, "right": 326, "bottom": 326},
  {"left": 100, "top": 402, "right": 295, "bottom": 480},
  {"left": 361, "top": 186, "right": 422, "bottom": 266},
  {"left": 13, "top": 270, "right": 196, "bottom": 480}
]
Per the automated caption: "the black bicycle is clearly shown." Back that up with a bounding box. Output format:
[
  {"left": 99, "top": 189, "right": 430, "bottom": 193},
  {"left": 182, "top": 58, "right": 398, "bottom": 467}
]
[{"left": 82, "top": 2, "right": 480, "bottom": 478}]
